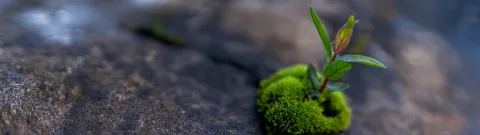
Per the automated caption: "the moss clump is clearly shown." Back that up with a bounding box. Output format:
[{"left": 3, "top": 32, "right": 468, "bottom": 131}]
[
  {"left": 257, "top": 64, "right": 351, "bottom": 135},
  {"left": 259, "top": 64, "right": 324, "bottom": 89}
]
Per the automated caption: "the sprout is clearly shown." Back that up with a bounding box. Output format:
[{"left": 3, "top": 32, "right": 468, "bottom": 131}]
[{"left": 307, "top": 6, "right": 386, "bottom": 98}]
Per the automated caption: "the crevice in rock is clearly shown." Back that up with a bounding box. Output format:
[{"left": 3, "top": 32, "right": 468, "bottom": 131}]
[
  {"left": 120, "top": 22, "right": 185, "bottom": 49},
  {"left": 206, "top": 54, "right": 262, "bottom": 88}
]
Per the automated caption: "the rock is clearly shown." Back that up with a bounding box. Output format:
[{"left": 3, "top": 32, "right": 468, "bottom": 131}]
[
  {"left": 0, "top": 27, "right": 266, "bottom": 134},
  {"left": 0, "top": 2, "right": 270, "bottom": 132},
  {"left": 1, "top": 0, "right": 478, "bottom": 134},
  {"left": 134, "top": 0, "right": 351, "bottom": 66}
]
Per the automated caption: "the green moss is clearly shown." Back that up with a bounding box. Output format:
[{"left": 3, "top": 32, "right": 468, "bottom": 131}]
[
  {"left": 260, "top": 64, "right": 323, "bottom": 88},
  {"left": 258, "top": 64, "right": 325, "bottom": 102},
  {"left": 257, "top": 76, "right": 309, "bottom": 113},
  {"left": 259, "top": 64, "right": 324, "bottom": 89},
  {"left": 257, "top": 64, "right": 352, "bottom": 135}
]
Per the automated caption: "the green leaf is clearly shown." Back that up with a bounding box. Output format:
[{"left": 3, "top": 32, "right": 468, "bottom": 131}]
[
  {"left": 334, "top": 15, "right": 356, "bottom": 54},
  {"left": 323, "top": 60, "right": 352, "bottom": 80},
  {"left": 341, "top": 19, "right": 360, "bottom": 28},
  {"left": 346, "top": 15, "right": 355, "bottom": 28},
  {"left": 327, "top": 82, "right": 350, "bottom": 91},
  {"left": 337, "top": 54, "right": 387, "bottom": 68},
  {"left": 310, "top": 7, "right": 333, "bottom": 60},
  {"left": 306, "top": 64, "right": 321, "bottom": 90}
]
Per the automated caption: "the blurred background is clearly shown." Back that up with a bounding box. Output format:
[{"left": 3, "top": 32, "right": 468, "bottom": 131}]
[{"left": 0, "top": 0, "right": 478, "bottom": 134}]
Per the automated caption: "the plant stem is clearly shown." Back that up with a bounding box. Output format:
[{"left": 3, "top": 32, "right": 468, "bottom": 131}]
[
  {"left": 319, "top": 53, "right": 338, "bottom": 93},
  {"left": 319, "top": 77, "right": 329, "bottom": 93}
]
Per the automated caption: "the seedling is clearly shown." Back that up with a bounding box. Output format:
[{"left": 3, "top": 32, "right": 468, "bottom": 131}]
[
  {"left": 307, "top": 7, "right": 386, "bottom": 100},
  {"left": 256, "top": 8, "right": 388, "bottom": 134}
]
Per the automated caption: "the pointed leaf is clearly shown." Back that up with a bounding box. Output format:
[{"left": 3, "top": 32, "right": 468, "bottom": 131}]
[
  {"left": 334, "top": 15, "right": 356, "bottom": 54},
  {"left": 337, "top": 54, "right": 387, "bottom": 68},
  {"left": 307, "top": 64, "right": 321, "bottom": 90},
  {"left": 310, "top": 7, "right": 333, "bottom": 60},
  {"left": 346, "top": 15, "right": 356, "bottom": 28},
  {"left": 324, "top": 60, "right": 352, "bottom": 80},
  {"left": 327, "top": 82, "right": 350, "bottom": 91},
  {"left": 341, "top": 20, "right": 360, "bottom": 28}
]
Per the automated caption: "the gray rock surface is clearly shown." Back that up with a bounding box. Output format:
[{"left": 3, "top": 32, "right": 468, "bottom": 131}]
[{"left": 0, "top": 30, "right": 265, "bottom": 134}]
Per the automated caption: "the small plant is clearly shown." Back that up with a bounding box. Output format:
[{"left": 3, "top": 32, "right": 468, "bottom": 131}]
[
  {"left": 307, "top": 7, "right": 386, "bottom": 101},
  {"left": 257, "top": 7, "right": 386, "bottom": 135}
]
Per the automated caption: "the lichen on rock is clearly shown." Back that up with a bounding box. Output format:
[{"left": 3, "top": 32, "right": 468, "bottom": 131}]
[{"left": 257, "top": 64, "right": 351, "bottom": 135}]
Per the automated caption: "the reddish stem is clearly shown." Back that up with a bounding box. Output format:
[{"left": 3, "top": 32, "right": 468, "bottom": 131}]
[
  {"left": 319, "top": 53, "right": 338, "bottom": 93},
  {"left": 331, "top": 53, "right": 338, "bottom": 62},
  {"left": 319, "top": 77, "right": 329, "bottom": 93}
]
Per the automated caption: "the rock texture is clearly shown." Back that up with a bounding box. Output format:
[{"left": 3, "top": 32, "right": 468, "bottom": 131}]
[{"left": 0, "top": 30, "right": 266, "bottom": 134}]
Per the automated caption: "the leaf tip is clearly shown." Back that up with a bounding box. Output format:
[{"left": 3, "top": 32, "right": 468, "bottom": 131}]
[
  {"left": 373, "top": 60, "right": 387, "bottom": 69},
  {"left": 379, "top": 64, "right": 387, "bottom": 69},
  {"left": 347, "top": 15, "right": 355, "bottom": 28}
]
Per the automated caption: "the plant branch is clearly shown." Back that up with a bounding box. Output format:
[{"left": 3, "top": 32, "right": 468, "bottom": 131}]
[
  {"left": 319, "top": 77, "right": 329, "bottom": 93},
  {"left": 319, "top": 53, "right": 338, "bottom": 93}
]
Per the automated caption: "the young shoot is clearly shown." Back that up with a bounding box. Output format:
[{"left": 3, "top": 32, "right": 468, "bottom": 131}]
[{"left": 307, "top": 7, "right": 387, "bottom": 100}]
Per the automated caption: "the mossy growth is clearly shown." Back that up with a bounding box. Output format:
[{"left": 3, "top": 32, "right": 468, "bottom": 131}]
[{"left": 257, "top": 64, "right": 351, "bottom": 135}]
